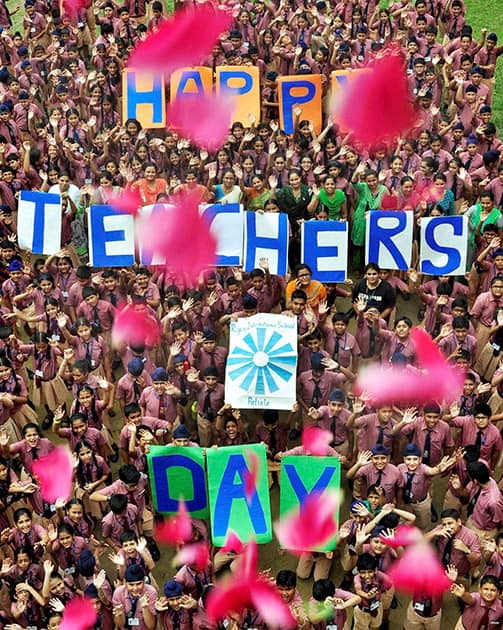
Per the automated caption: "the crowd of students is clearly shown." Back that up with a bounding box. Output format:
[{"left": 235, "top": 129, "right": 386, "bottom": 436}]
[{"left": 0, "top": 0, "right": 499, "bottom": 628}]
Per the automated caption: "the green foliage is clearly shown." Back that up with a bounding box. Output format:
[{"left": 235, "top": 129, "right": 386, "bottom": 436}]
[{"left": 465, "top": 0, "right": 502, "bottom": 129}]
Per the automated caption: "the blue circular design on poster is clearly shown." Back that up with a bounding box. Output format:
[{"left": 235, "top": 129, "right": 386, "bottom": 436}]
[{"left": 227, "top": 327, "right": 297, "bottom": 395}]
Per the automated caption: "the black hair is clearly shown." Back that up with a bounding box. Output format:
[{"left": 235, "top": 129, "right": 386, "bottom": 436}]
[
  {"left": 357, "top": 553, "right": 377, "bottom": 571},
  {"left": 124, "top": 403, "right": 141, "bottom": 417},
  {"left": 118, "top": 464, "right": 141, "bottom": 486},
  {"left": 312, "top": 578, "right": 335, "bottom": 601},
  {"left": 440, "top": 508, "right": 460, "bottom": 520},
  {"left": 276, "top": 569, "right": 296, "bottom": 588},
  {"left": 74, "top": 439, "right": 104, "bottom": 486},
  {"left": 109, "top": 494, "right": 129, "bottom": 514},
  {"left": 467, "top": 461, "right": 490, "bottom": 484}
]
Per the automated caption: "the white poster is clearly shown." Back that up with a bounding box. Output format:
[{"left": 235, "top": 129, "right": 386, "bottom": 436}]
[
  {"left": 420, "top": 215, "right": 467, "bottom": 276},
  {"left": 18, "top": 190, "right": 62, "bottom": 255},
  {"left": 225, "top": 313, "right": 297, "bottom": 410}
]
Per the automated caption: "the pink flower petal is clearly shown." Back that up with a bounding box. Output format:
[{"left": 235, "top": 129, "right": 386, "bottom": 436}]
[
  {"left": 302, "top": 426, "right": 333, "bottom": 456},
  {"left": 388, "top": 542, "right": 453, "bottom": 596},
  {"left": 109, "top": 188, "right": 144, "bottom": 216},
  {"left": 111, "top": 305, "right": 161, "bottom": 349},
  {"left": 62, "top": 0, "right": 90, "bottom": 22},
  {"left": 221, "top": 530, "right": 244, "bottom": 555},
  {"left": 60, "top": 597, "right": 97, "bottom": 630},
  {"left": 174, "top": 542, "right": 210, "bottom": 571},
  {"left": 155, "top": 501, "right": 192, "bottom": 545},
  {"left": 32, "top": 446, "right": 72, "bottom": 503},
  {"left": 168, "top": 92, "right": 235, "bottom": 151},
  {"left": 354, "top": 327, "right": 464, "bottom": 406},
  {"left": 128, "top": 4, "right": 232, "bottom": 75},
  {"left": 136, "top": 190, "right": 217, "bottom": 284},
  {"left": 380, "top": 525, "right": 423, "bottom": 548},
  {"left": 333, "top": 45, "right": 419, "bottom": 148},
  {"left": 250, "top": 580, "right": 297, "bottom": 629},
  {"left": 206, "top": 580, "right": 255, "bottom": 622},
  {"left": 207, "top": 540, "right": 295, "bottom": 629},
  {"left": 244, "top": 451, "right": 259, "bottom": 504},
  {"left": 274, "top": 490, "right": 339, "bottom": 553}
]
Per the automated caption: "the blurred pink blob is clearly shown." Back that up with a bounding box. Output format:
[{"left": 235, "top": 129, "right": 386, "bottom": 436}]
[
  {"left": 333, "top": 46, "right": 419, "bottom": 148},
  {"left": 32, "top": 446, "right": 73, "bottom": 503},
  {"left": 389, "top": 542, "right": 453, "bottom": 596},
  {"left": 168, "top": 92, "right": 236, "bottom": 151},
  {"left": 302, "top": 426, "right": 333, "bottom": 456},
  {"left": 274, "top": 490, "right": 339, "bottom": 554},
  {"left": 60, "top": 597, "right": 97, "bottom": 630},
  {"left": 136, "top": 190, "right": 217, "bottom": 284},
  {"left": 128, "top": 4, "right": 232, "bottom": 75},
  {"left": 155, "top": 501, "right": 192, "bottom": 545},
  {"left": 111, "top": 304, "right": 161, "bottom": 349}
]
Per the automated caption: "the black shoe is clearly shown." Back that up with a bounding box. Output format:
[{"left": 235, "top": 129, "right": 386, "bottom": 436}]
[
  {"left": 41, "top": 416, "right": 52, "bottom": 430},
  {"left": 146, "top": 537, "right": 160, "bottom": 561},
  {"left": 107, "top": 409, "right": 116, "bottom": 418},
  {"left": 110, "top": 443, "right": 120, "bottom": 463},
  {"left": 431, "top": 505, "right": 438, "bottom": 523},
  {"left": 390, "top": 595, "right": 398, "bottom": 609},
  {"left": 381, "top": 620, "right": 389, "bottom": 630},
  {"left": 288, "top": 428, "right": 301, "bottom": 441}
]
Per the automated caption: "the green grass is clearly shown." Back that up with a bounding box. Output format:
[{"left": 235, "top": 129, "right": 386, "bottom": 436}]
[{"left": 464, "top": 0, "right": 503, "bottom": 130}]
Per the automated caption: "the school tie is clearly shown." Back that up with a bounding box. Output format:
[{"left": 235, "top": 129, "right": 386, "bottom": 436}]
[
  {"left": 376, "top": 426, "right": 385, "bottom": 446},
  {"left": 376, "top": 470, "right": 383, "bottom": 487},
  {"left": 475, "top": 429, "right": 483, "bottom": 451},
  {"left": 422, "top": 430, "right": 432, "bottom": 465},
  {"left": 93, "top": 307, "right": 100, "bottom": 328},
  {"left": 179, "top": 374, "right": 188, "bottom": 406},
  {"left": 85, "top": 463, "right": 93, "bottom": 482},
  {"left": 368, "top": 327, "right": 376, "bottom": 357},
  {"left": 450, "top": 175, "right": 458, "bottom": 196},
  {"left": 451, "top": 16, "right": 458, "bottom": 39},
  {"left": 192, "top": 571, "right": 204, "bottom": 598},
  {"left": 311, "top": 382, "right": 322, "bottom": 408},
  {"left": 209, "top": 353, "right": 216, "bottom": 367},
  {"left": 404, "top": 472, "right": 415, "bottom": 503},
  {"left": 84, "top": 342, "right": 92, "bottom": 366},
  {"left": 478, "top": 604, "right": 490, "bottom": 630},
  {"left": 170, "top": 609, "right": 181, "bottom": 630},
  {"left": 330, "top": 416, "right": 337, "bottom": 439},
  {"left": 133, "top": 380, "right": 141, "bottom": 402},
  {"left": 333, "top": 336, "right": 341, "bottom": 361},
  {"left": 63, "top": 545, "right": 74, "bottom": 569},
  {"left": 31, "top": 447, "right": 39, "bottom": 461},
  {"left": 467, "top": 487, "right": 482, "bottom": 518},
  {"left": 158, "top": 395, "right": 166, "bottom": 419},
  {"left": 109, "top": 292, "right": 117, "bottom": 307},
  {"left": 129, "top": 596, "right": 139, "bottom": 617},
  {"left": 203, "top": 391, "right": 214, "bottom": 421},
  {"left": 391, "top": 175, "right": 399, "bottom": 190}
]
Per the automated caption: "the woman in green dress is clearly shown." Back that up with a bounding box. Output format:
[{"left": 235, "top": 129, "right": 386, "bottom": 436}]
[
  {"left": 351, "top": 163, "right": 388, "bottom": 272},
  {"left": 307, "top": 176, "right": 347, "bottom": 220}
]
